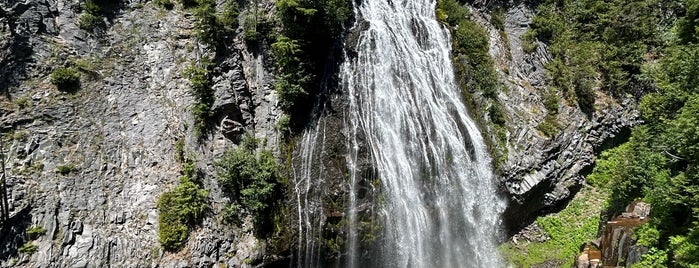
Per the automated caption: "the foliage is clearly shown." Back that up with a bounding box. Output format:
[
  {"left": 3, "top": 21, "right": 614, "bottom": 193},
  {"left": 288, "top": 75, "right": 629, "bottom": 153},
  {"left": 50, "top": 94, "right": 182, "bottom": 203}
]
[
  {"left": 273, "top": 0, "right": 352, "bottom": 121},
  {"left": 78, "top": 0, "right": 107, "bottom": 31},
  {"left": 215, "top": 133, "right": 281, "bottom": 236},
  {"left": 157, "top": 176, "right": 209, "bottom": 251},
  {"left": 27, "top": 226, "right": 46, "bottom": 240},
  {"left": 488, "top": 102, "right": 506, "bottom": 125},
  {"left": 183, "top": 61, "right": 214, "bottom": 140},
  {"left": 585, "top": 8, "right": 699, "bottom": 265},
  {"left": 153, "top": 0, "right": 174, "bottom": 9},
  {"left": 56, "top": 164, "right": 78, "bottom": 175},
  {"left": 78, "top": 12, "right": 102, "bottom": 30},
  {"left": 536, "top": 115, "right": 561, "bottom": 137},
  {"left": 501, "top": 187, "right": 605, "bottom": 267},
  {"left": 50, "top": 68, "right": 80, "bottom": 92},
  {"left": 18, "top": 243, "right": 37, "bottom": 254},
  {"left": 529, "top": 0, "right": 680, "bottom": 105},
  {"left": 490, "top": 7, "right": 505, "bottom": 31}
]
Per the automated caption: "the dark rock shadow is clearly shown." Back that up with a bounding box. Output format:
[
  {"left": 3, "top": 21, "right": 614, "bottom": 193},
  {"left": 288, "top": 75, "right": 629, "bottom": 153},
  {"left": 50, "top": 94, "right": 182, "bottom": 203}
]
[{"left": 0, "top": 206, "right": 32, "bottom": 261}]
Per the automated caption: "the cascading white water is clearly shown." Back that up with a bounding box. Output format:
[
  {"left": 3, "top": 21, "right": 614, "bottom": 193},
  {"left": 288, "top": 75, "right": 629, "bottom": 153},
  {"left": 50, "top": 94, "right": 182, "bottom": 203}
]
[
  {"left": 341, "top": 0, "right": 507, "bottom": 267},
  {"left": 293, "top": 119, "right": 328, "bottom": 268}
]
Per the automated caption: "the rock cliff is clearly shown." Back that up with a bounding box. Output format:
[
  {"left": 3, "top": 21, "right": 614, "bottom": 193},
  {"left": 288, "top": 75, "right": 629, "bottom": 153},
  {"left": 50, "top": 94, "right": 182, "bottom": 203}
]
[
  {"left": 0, "top": 0, "right": 281, "bottom": 266},
  {"left": 0, "top": 0, "right": 643, "bottom": 266},
  {"left": 468, "top": 2, "right": 640, "bottom": 231}
]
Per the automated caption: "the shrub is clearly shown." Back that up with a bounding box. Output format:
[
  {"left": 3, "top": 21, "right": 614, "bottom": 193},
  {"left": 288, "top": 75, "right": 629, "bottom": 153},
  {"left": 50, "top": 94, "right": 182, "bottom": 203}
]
[
  {"left": 78, "top": 12, "right": 103, "bottom": 30},
  {"left": 536, "top": 115, "right": 561, "bottom": 137},
  {"left": 27, "top": 226, "right": 46, "bottom": 240},
  {"left": 215, "top": 134, "right": 280, "bottom": 235},
  {"left": 522, "top": 29, "right": 537, "bottom": 53},
  {"left": 157, "top": 177, "right": 208, "bottom": 251},
  {"left": 154, "top": 0, "right": 174, "bottom": 9},
  {"left": 183, "top": 61, "right": 214, "bottom": 140},
  {"left": 488, "top": 102, "right": 506, "bottom": 125},
  {"left": 50, "top": 68, "right": 80, "bottom": 92},
  {"left": 56, "top": 164, "right": 77, "bottom": 175},
  {"left": 193, "top": 0, "right": 221, "bottom": 46},
  {"left": 218, "top": 0, "right": 239, "bottom": 32},
  {"left": 490, "top": 7, "right": 505, "bottom": 31},
  {"left": 18, "top": 243, "right": 37, "bottom": 254}
]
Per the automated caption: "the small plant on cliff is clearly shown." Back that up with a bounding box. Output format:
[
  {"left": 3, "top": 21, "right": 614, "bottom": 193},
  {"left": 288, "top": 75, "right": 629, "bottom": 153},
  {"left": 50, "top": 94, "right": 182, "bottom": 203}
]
[
  {"left": 56, "top": 164, "right": 78, "bottom": 175},
  {"left": 78, "top": 0, "right": 105, "bottom": 31},
  {"left": 50, "top": 68, "right": 80, "bottom": 92},
  {"left": 157, "top": 176, "right": 208, "bottom": 251},
  {"left": 215, "top": 133, "right": 281, "bottom": 236},
  {"left": 27, "top": 226, "right": 46, "bottom": 240},
  {"left": 183, "top": 61, "right": 214, "bottom": 140},
  {"left": 18, "top": 243, "right": 37, "bottom": 254}
]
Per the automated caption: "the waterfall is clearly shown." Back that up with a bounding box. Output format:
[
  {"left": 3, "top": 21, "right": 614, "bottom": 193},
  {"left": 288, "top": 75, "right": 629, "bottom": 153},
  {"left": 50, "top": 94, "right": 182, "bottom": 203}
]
[
  {"left": 342, "top": 0, "right": 506, "bottom": 266},
  {"left": 293, "top": 0, "right": 506, "bottom": 266}
]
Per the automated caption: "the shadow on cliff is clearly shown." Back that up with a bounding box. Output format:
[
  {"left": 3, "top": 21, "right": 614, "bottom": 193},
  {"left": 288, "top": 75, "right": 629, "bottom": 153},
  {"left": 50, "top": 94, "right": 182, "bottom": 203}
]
[
  {"left": 0, "top": 206, "right": 32, "bottom": 261},
  {"left": 0, "top": 7, "right": 33, "bottom": 96}
]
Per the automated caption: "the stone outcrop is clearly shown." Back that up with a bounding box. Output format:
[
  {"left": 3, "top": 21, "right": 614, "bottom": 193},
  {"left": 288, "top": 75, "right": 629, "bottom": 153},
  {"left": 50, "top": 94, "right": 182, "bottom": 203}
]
[
  {"left": 469, "top": 3, "right": 640, "bottom": 231},
  {"left": 576, "top": 201, "right": 651, "bottom": 268}
]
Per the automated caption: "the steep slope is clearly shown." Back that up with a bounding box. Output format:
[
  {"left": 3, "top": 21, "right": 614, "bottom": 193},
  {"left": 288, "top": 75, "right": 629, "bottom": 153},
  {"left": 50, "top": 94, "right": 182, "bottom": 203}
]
[
  {"left": 0, "top": 0, "right": 281, "bottom": 266},
  {"left": 466, "top": 2, "right": 639, "bottom": 230}
]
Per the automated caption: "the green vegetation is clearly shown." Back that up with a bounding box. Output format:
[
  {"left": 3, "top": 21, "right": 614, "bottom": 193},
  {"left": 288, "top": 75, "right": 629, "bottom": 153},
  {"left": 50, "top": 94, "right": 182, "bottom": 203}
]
[
  {"left": 502, "top": 0, "right": 699, "bottom": 266},
  {"left": 27, "top": 226, "right": 46, "bottom": 240},
  {"left": 215, "top": 133, "right": 281, "bottom": 236},
  {"left": 183, "top": 61, "right": 214, "bottom": 140},
  {"left": 78, "top": 0, "right": 110, "bottom": 31},
  {"left": 272, "top": 0, "right": 352, "bottom": 124},
  {"left": 56, "top": 164, "right": 77, "bottom": 175},
  {"left": 50, "top": 67, "right": 80, "bottom": 92},
  {"left": 157, "top": 148, "right": 209, "bottom": 251},
  {"left": 19, "top": 225, "right": 46, "bottom": 255},
  {"left": 18, "top": 243, "right": 37, "bottom": 254},
  {"left": 190, "top": 0, "right": 238, "bottom": 49},
  {"left": 437, "top": 0, "right": 508, "bottom": 167},
  {"left": 578, "top": 1, "right": 699, "bottom": 266},
  {"left": 154, "top": 0, "right": 174, "bottom": 9},
  {"left": 157, "top": 176, "right": 208, "bottom": 251},
  {"left": 501, "top": 187, "right": 606, "bottom": 267},
  {"left": 528, "top": 0, "right": 681, "bottom": 112}
]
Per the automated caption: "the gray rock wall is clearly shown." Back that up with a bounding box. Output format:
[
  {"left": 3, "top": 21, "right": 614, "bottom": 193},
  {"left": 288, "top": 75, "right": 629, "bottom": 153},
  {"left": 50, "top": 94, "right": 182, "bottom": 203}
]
[
  {"left": 469, "top": 3, "right": 640, "bottom": 231},
  {"left": 0, "top": 0, "right": 281, "bottom": 266}
]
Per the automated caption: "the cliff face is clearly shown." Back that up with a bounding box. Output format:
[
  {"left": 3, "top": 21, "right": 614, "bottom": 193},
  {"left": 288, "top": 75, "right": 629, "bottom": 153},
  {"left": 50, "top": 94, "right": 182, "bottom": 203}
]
[
  {"left": 468, "top": 2, "right": 639, "bottom": 230},
  {"left": 0, "top": 0, "right": 281, "bottom": 266},
  {"left": 0, "top": 0, "right": 642, "bottom": 267}
]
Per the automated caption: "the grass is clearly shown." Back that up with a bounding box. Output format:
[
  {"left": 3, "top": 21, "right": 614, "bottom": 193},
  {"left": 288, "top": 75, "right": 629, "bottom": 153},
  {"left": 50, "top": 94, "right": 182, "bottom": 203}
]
[{"left": 500, "top": 186, "right": 606, "bottom": 267}]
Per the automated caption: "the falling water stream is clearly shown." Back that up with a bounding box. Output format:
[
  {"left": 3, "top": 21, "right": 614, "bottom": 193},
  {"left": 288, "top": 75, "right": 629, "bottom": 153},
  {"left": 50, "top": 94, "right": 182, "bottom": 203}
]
[{"left": 294, "top": 0, "right": 506, "bottom": 267}]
